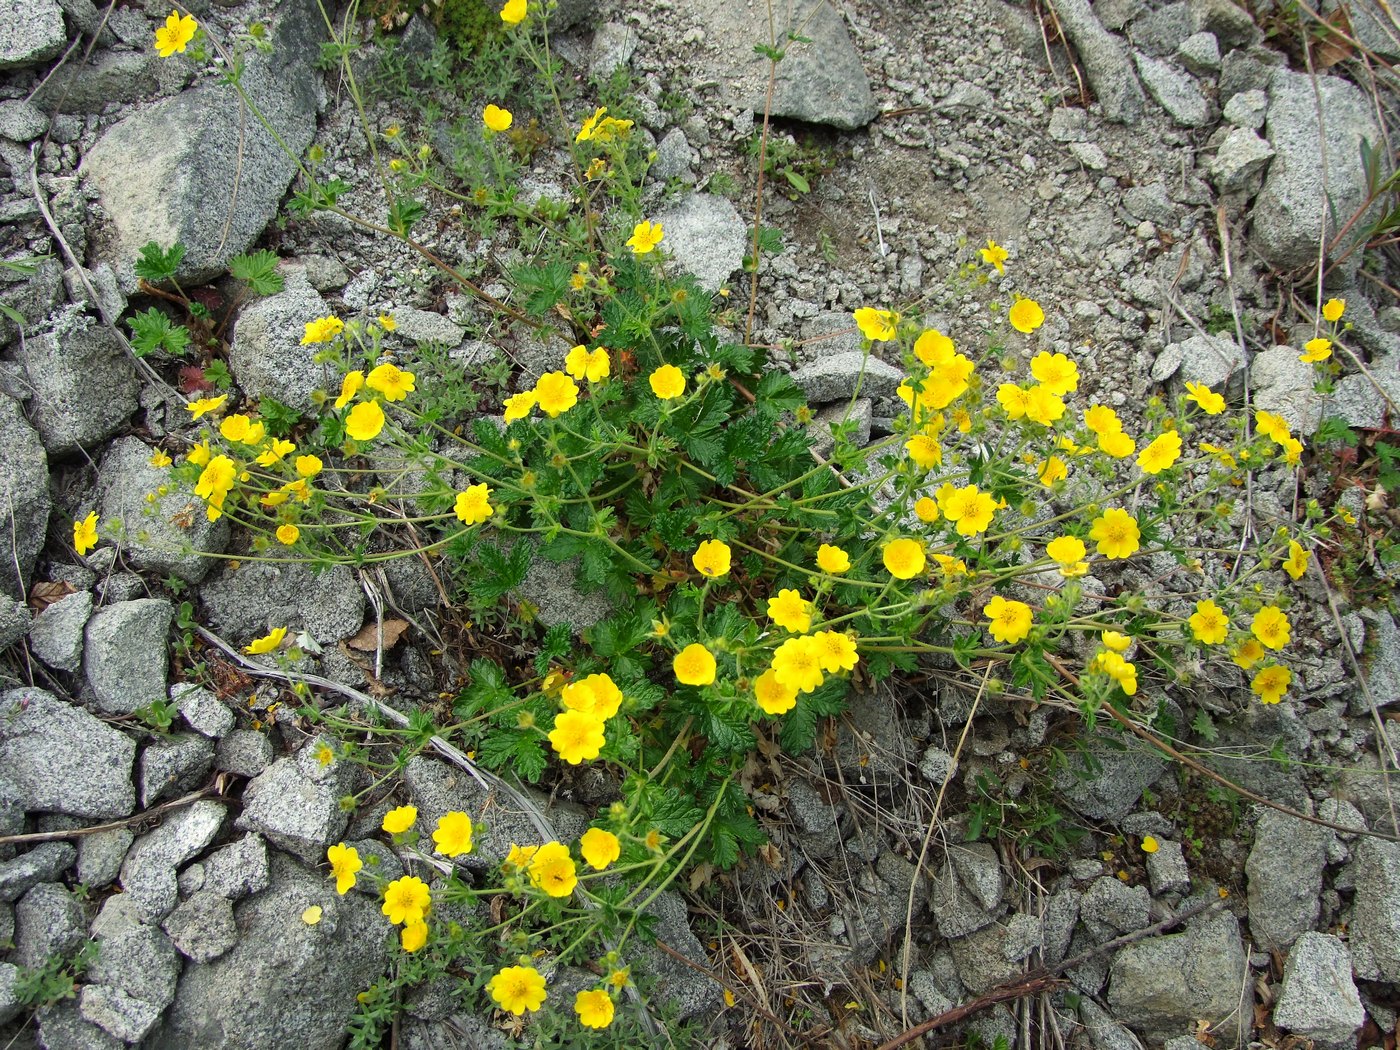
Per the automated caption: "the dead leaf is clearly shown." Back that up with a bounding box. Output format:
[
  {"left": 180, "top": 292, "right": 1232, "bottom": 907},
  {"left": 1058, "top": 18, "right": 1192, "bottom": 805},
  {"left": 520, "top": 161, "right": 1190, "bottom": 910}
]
[
  {"left": 28, "top": 580, "right": 76, "bottom": 614},
  {"left": 758, "top": 842, "right": 784, "bottom": 869},
  {"left": 1365, "top": 484, "right": 1389, "bottom": 512},
  {"left": 688, "top": 861, "right": 715, "bottom": 891},
  {"left": 345, "top": 618, "right": 410, "bottom": 651},
  {"left": 1314, "top": 6, "right": 1355, "bottom": 68}
]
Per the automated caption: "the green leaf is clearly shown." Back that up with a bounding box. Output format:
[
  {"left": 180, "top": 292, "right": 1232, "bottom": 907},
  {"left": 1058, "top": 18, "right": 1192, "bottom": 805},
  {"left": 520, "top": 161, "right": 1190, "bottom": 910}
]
[
  {"left": 387, "top": 198, "right": 426, "bottom": 237},
  {"left": 257, "top": 397, "right": 300, "bottom": 437},
  {"left": 455, "top": 659, "right": 514, "bottom": 719},
  {"left": 126, "top": 307, "right": 191, "bottom": 358},
  {"left": 587, "top": 605, "right": 656, "bottom": 659},
  {"left": 535, "top": 623, "right": 573, "bottom": 675},
  {"left": 1314, "top": 416, "right": 1359, "bottom": 446},
  {"left": 229, "top": 249, "right": 284, "bottom": 296},
  {"left": 477, "top": 729, "right": 546, "bottom": 782},
  {"left": 471, "top": 541, "right": 532, "bottom": 603},
  {"left": 754, "top": 370, "right": 806, "bottom": 418},
  {"left": 783, "top": 169, "right": 810, "bottom": 194},
  {"left": 1191, "top": 708, "right": 1218, "bottom": 743},
  {"left": 134, "top": 242, "right": 186, "bottom": 282},
  {"left": 512, "top": 261, "right": 572, "bottom": 318}
]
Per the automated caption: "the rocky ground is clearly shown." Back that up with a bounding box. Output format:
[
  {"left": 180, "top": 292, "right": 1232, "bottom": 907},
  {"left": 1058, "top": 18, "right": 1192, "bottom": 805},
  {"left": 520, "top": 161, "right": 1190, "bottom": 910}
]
[{"left": 1, "top": 0, "right": 1400, "bottom": 1046}]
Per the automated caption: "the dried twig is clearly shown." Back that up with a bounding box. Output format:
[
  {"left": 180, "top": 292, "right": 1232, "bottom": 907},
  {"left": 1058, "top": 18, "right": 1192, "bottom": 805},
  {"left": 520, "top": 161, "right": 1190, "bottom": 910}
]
[{"left": 0, "top": 786, "right": 219, "bottom": 846}]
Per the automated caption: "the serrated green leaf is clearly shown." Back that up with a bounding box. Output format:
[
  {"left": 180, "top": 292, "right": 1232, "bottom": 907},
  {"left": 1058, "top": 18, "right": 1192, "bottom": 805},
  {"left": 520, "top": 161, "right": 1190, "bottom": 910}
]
[
  {"left": 229, "top": 249, "right": 284, "bottom": 296},
  {"left": 134, "top": 242, "right": 186, "bottom": 282},
  {"left": 126, "top": 307, "right": 190, "bottom": 358},
  {"left": 535, "top": 622, "right": 573, "bottom": 675}
]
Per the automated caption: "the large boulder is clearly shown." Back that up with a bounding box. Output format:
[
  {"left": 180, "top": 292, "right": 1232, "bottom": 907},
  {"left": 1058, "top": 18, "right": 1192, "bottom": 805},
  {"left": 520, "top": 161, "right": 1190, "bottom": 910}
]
[
  {"left": 227, "top": 278, "right": 336, "bottom": 414},
  {"left": 0, "top": 393, "right": 49, "bottom": 599},
  {"left": 0, "top": 687, "right": 135, "bottom": 818},
  {"left": 84, "top": 598, "right": 172, "bottom": 715}
]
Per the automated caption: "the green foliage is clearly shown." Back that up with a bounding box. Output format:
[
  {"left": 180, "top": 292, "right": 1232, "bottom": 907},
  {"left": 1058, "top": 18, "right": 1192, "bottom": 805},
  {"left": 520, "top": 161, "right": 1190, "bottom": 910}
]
[
  {"left": 229, "top": 249, "right": 285, "bottom": 296},
  {"left": 127, "top": 307, "right": 191, "bottom": 358},
  {"left": 134, "top": 241, "right": 185, "bottom": 283},
  {"left": 15, "top": 943, "right": 95, "bottom": 1010},
  {"left": 136, "top": 697, "right": 177, "bottom": 733}
]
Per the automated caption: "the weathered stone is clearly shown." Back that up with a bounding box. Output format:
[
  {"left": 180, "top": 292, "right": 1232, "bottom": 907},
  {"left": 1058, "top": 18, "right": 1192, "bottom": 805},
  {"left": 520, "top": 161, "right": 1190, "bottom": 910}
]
[
  {"left": 0, "top": 0, "right": 66, "bottom": 70},
  {"left": 627, "top": 888, "right": 724, "bottom": 1020},
  {"left": 199, "top": 559, "right": 365, "bottom": 645},
  {"left": 0, "top": 842, "right": 77, "bottom": 903},
  {"left": 77, "top": 827, "right": 134, "bottom": 890},
  {"left": 33, "top": 52, "right": 159, "bottom": 114},
  {"left": 235, "top": 751, "right": 349, "bottom": 864},
  {"left": 227, "top": 279, "right": 336, "bottom": 415},
  {"left": 1056, "top": 733, "right": 1170, "bottom": 820},
  {"left": 1272, "top": 932, "right": 1364, "bottom": 1049},
  {"left": 1246, "top": 807, "right": 1329, "bottom": 950},
  {"left": 1134, "top": 54, "right": 1210, "bottom": 127},
  {"left": 388, "top": 306, "right": 466, "bottom": 347},
  {"left": 791, "top": 352, "right": 906, "bottom": 404},
  {"left": 119, "top": 801, "right": 226, "bottom": 921},
  {"left": 1209, "top": 126, "right": 1274, "bottom": 194},
  {"left": 215, "top": 730, "right": 273, "bottom": 778},
  {"left": 161, "top": 889, "right": 239, "bottom": 963},
  {"left": 1189, "top": 0, "right": 1260, "bottom": 49},
  {"left": 653, "top": 193, "right": 746, "bottom": 292},
  {"left": 13, "top": 882, "right": 87, "bottom": 967},
  {"left": 173, "top": 683, "right": 235, "bottom": 738},
  {"left": 1146, "top": 838, "right": 1191, "bottom": 896},
  {"left": 85, "top": 896, "right": 179, "bottom": 1043},
  {"left": 1151, "top": 332, "right": 1247, "bottom": 393},
  {"left": 1222, "top": 88, "right": 1267, "bottom": 129},
  {"left": 1350, "top": 838, "right": 1400, "bottom": 981},
  {"left": 0, "top": 98, "right": 48, "bottom": 141},
  {"left": 202, "top": 833, "right": 269, "bottom": 900},
  {"left": 79, "top": 986, "right": 166, "bottom": 1045},
  {"left": 37, "top": 1001, "right": 125, "bottom": 1050},
  {"left": 84, "top": 598, "right": 172, "bottom": 715},
  {"left": 1081, "top": 876, "right": 1150, "bottom": 934},
  {"left": 0, "top": 393, "right": 50, "bottom": 599},
  {"left": 1107, "top": 911, "right": 1247, "bottom": 1040},
  {"left": 139, "top": 732, "right": 215, "bottom": 806},
  {"left": 1175, "top": 31, "right": 1221, "bottom": 74},
  {"left": 10, "top": 323, "right": 140, "bottom": 456},
  {"left": 1053, "top": 0, "right": 1145, "bottom": 122},
  {"left": 0, "top": 688, "right": 135, "bottom": 818},
  {"left": 28, "top": 590, "right": 92, "bottom": 673},
  {"left": 1351, "top": 609, "right": 1400, "bottom": 715},
  {"left": 1250, "top": 343, "right": 1321, "bottom": 435},
  {"left": 0, "top": 961, "right": 19, "bottom": 1025}
]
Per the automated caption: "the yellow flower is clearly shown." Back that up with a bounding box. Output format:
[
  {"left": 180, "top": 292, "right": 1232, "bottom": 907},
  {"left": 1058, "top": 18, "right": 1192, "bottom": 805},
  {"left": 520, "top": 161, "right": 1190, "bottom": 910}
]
[
  {"left": 646, "top": 363, "right": 686, "bottom": 400},
  {"left": 1039, "top": 456, "right": 1068, "bottom": 486},
  {"left": 1137, "top": 429, "right": 1183, "bottom": 474},
  {"left": 673, "top": 643, "right": 717, "bottom": 687},
  {"left": 219, "top": 414, "right": 255, "bottom": 443},
  {"left": 345, "top": 400, "right": 386, "bottom": 441},
  {"left": 1089, "top": 508, "right": 1140, "bottom": 559},
  {"left": 1141, "top": 836, "right": 1159, "bottom": 854},
  {"left": 382, "top": 805, "right": 418, "bottom": 834},
  {"left": 432, "top": 811, "right": 474, "bottom": 857},
  {"left": 381, "top": 875, "right": 431, "bottom": 925},
  {"left": 282, "top": 478, "right": 312, "bottom": 504},
  {"left": 498, "top": 0, "right": 527, "bottom": 25},
  {"left": 527, "top": 841, "right": 578, "bottom": 897},
  {"left": 533, "top": 371, "right": 579, "bottom": 417},
  {"left": 1278, "top": 435, "right": 1304, "bottom": 466},
  {"left": 454, "top": 484, "right": 494, "bottom": 525},
  {"left": 315, "top": 743, "right": 334, "bottom": 767},
  {"left": 882, "top": 538, "right": 926, "bottom": 579},
  {"left": 771, "top": 635, "right": 825, "bottom": 693},
  {"left": 294, "top": 454, "right": 323, "bottom": 479},
  {"left": 1283, "top": 540, "right": 1310, "bottom": 581},
  {"left": 1008, "top": 297, "right": 1044, "bottom": 334},
  {"left": 996, "top": 383, "right": 1031, "bottom": 420},
  {"left": 487, "top": 966, "right": 547, "bottom": 1015},
  {"left": 979, "top": 239, "right": 1008, "bottom": 273},
  {"left": 914, "top": 496, "right": 939, "bottom": 522},
  {"left": 1232, "top": 638, "right": 1266, "bottom": 669},
  {"left": 754, "top": 669, "right": 798, "bottom": 715},
  {"left": 74, "top": 512, "right": 99, "bottom": 555},
  {"left": 904, "top": 431, "right": 943, "bottom": 469},
  {"left": 1189, "top": 599, "right": 1230, "bottom": 644},
  {"left": 564, "top": 345, "right": 611, "bottom": 383},
  {"left": 1099, "top": 429, "right": 1136, "bottom": 458},
  {"left": 1322, "top": 298, "right": 1345, "bottom": 323},
  {"left": 401, "top": 920, "right": 428, "bottom": 952},
  {"left": 1101, "top": 631, "right": 1132, "bottom": 652},
  {"left": 767, "top": 589, "right": 813, "bottom": 633},
  {"left": 913, "top": 328, "right": 955, "bottom": 365},
  {"left": 575, "top": 989, "right": 615, "bottom": 1030},
  {"left": 327, "top": 842, "right": 361, "bottom": 894},
  {"left": 692, "top": 538, "right": 731, "bottom": 578},
  {"left": 244, "top": 626, "right": 287, "bottom": 655},
  {"left": 275, "top": 524, "right": 300, "bottom": 546},
  {"left": 300, "top": 316, "right": 345, "bottom": 345},
  {"left": 154, "top": 9, "right": 197, "bottom": 57},
  {"left": 1300, "top": 337, "right": 1332, "bottom": 363},
  {"left": 335, "top": 371, "right": 364, "bottom": 409},
  {"left": 575, "top": 105, "right": 608, "bottom": 142},
  {"left": 1251, "top": 606, "right": 1291, "bottom": 650},
  {"left": 811, "top": 630, "right": 858, "bottom": 673},
  {"left": 1094, "top": 651, "right": 1138, "bottom": 695},
  {"left": 983, "top": 595, "right": 1033, "bottom": 644},
  {"left": 502, "top": 390, "right": 536, "bottom": 421},
  {"left": 1184, "top": 382, "right": 1226, "bottom": 415},
  {"left": 1030, "top": 352, "right": 1078, "bottom": 395},
  {"left": 186, "top": 394, "right": 227, "bottom": 420},
  {"left": 1084, "top": 405, "right": 1122, "bottom": 435},
  {"left": 149, "top": 449, "right": 172, "bottom": 468},
  {"left": 627, "top": 221, "right": 665, "bottom": 254},
  {"left": 579, "top": 828, "right": 621, "bottom": 871},
  {"left": 255, "top": 438, "right": 296, "bottom": 467},
  {"left": 938, "top": 484, "right": 996, "bottom": 537},
  {"left": 853, "top": 307, "right": 899, "bottom": 342},
  {"left": 562, "top": 674, "right": 624, "bottom": 720},
  {"left": 816, "top": 543, "right": 851, "bottom": 574},
  {"left": 504, "top": 844, "right": 538, "bottom": 871},
  {"left": 1255, "top": 410, "right": 1291, "bottom": 443},
  {"left": 932, "top": 553, "right": 968, "bottom": 576},
  {"left": 1025, "top": 385, "right": 1067, "bottom": 427},
  {"left": 1251, "top": 664, "right": 1291, "bottom": 704},
  {"left": 1046, "top": 535, "right": 1088, "bottom": 577},
  {"left": 378, "top": 314, "right": 397, "bottom": 332},
  {"left": 549, "top": 710, "right": 606, "bottom": 764},
  {"left": 302, "top": 905, "right": 322, "bottom": 925},
  {"left": 483, "top": 104, "right": 513, "bottom": 132},
  {"left": 366, "top": 363, "right": 415, "bottom": 402}
]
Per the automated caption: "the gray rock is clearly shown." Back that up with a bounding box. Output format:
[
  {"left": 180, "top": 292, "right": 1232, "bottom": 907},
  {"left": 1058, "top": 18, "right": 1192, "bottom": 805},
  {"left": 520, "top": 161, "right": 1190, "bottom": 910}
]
[
  {"left": 1080, "top": 997, "right": 1140, "bottom": 1050},
  {"left": 1054, "top": 0, "right": 1145, "bottom": 121},
  {"left": 235, "top": 752, "right": 348, "bottom": 865},
  {"left": 1250, "top": 344, "right": 1321, "bottom": 435},
  {"left": 653, "top": 193, "right": 745, "bottom": 292},
  {"left": 85, "top": 898, "right": 179, "bottom": 1043},
  {"left": 1209, "top": 126, "right": 1274, "bottom": 194},
  {"left": 199, "top": 559, "right": 365, "bottom": 645},
  {"left": 28, "top": 590, "right": 92, "bottom": 673},
  {"left": 0, "top": 99, "right": 48, "bottom": 141},
  {"left": 84, "top": 598, "right": 172, "bottom": 715},
  {"left": 227, "top": 281, "right": 336, "bottom": 415},
  {"left": 1107, "top": 911, "right": 1247, "bottom": 1040},
  {"left": 0, "top": 394, "right": 51, "bottom": 599},
  {"left": 37, "top": 1001, "right": 125, "bottom": 1050},
  {"left": 1350, "top": 838, "right": 1400, "bottom": 981},
  {"left": 792, "top": 352, "right": 905, "bottom": 404},
  {"left": 931, "top": 859, "right": 995, "bottom": 939},
  {"left": 1151, "top": 332, "right": 1247, "bottom": 392},
  {"left": 10, "top": 323, "right": 139, "bottom": 456},
  {"left": 1254, "top": 68, "right": 1384, "bottom": 270},
  {"left": 161, "top": 889, "right": 239, "bottom": 963},
  {"left": 1082, "top": 876, "right": 1150, "bottom": 934},
  {"left": 1222, "top": 88, "right": 1267, "bottom": 129},
  {"left": 652, "top": 127, "right": 696, "bottom": 185},
  {"left": 0, "top": 594, "right": 27, "bottom": 649},
  {"left": 79, "top": 985, "right": 166, "bottom": 1045},
  {"left": 215, "top": 730, "right": 273, "bottom": 778},
  {"left": 1329, "top": 362, "right": 1400, "bottom": 430},
  {"left": 0, "top": 255, "right": 64, "bottom": 349},
  {"left": 32, "top": 51, "right": 159, "bottom": 114},
  {"left": 515, "top": 538, "right": 615, "bottom": 631},
  {"left": 1146, "top": 839, "right": 1191, "bottom": 896},
  {"left": 202, "top": 833, "right": 269, "bottom": 900},
  {"left": 299, "top": 255, "right": 349, "bottom": 291},
  {"left": 0, "top": 842, "right": 77, "bottom": 902},
  {"left": 680, "top": 0, "right": 877, "bottom": 130},
  {"left": 1175, "top": 31, "right": 1220, "bottom": 73},
  {"left": 1134, "top": 54, "right": 1211, "bottom": 127},
  {"left": 1049, "top": 106, "right": 1091, "bottom": 142},
  {"left": 1131, "top": 2, "right": 1194, "bottom": 54},
  {"left": 628, "top": 888, "right": 723, "bottom": 1020},
  {"left": 389, "top": 306, "right": 465, "bottom": 347},
  {"left": 1351, "top": 609, "right": 1400, "bottom": 715},
  {"left": 98, "top": 437, "right": 229, "bottom": 584},
  {"left": 0, "top": 0, "right": 66, "bottom": 69},
  {"left": 0, "top": 688, "right": 135, "bottom": 818},
  {"left": 950, "top": 922, "right": 1019, "bottom": 993},
  {"left": 1322, "top": 0, "right": 1400, "bottom": 58},
  {"left": 1246, "top": 807, "right": 1329, "bottom": 950},
  {"left": 919, "top": 745, "right": 955, "bottom": 785},
  {"left": 140, "top": 733, "right": 215, "bottom": 806},
  {"left": 1272, "top": 932, "right": 1363, "bottom": 1048},
  {"left": 173, "top": 683, "right": 234, "bottom": 738},
  {"left": 1190, "top": 0, "right": 1260, "bottom": 49},
  {"left": 588, "top": 21, "right": 636, "bottom": 78},
  {"left": 0, "top": 961, "right": 19, "bottom": 1025},
  {"left": 149, "top": 852, "right": 386, "bottom": 1050},
  {"left": 77, "top": 828, "right": 134, "bottom": 890},
  {"left": 948, "top": 842, "right": 1004, "bottom": 912},
  {"left": 1069, "top": 140, "right": 1110, "bottom": 169},
  {"left": 119, "top": 801, "right": 226, "bottom": 921},
  {"left": 1056, "top": 733, "right": 1170, "bottom": 820},
  {"left": 1123, "top": 181, "right": 1179, "bottom": 225},
  {"left": 13, "top": 882, "right": 87, "bottom": 967},
  {"left": 80, "top": 0, "right": 323, "bottom": 288}
]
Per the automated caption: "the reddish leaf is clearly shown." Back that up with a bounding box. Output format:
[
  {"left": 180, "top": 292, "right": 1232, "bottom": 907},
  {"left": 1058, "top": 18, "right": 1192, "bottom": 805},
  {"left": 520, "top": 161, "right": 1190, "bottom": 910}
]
[
  {"left": 28, "top": 580, "right": 75, "bottom": 613},
  {"left": 178, "top": 365, "right": 214, "bottom": 394}
]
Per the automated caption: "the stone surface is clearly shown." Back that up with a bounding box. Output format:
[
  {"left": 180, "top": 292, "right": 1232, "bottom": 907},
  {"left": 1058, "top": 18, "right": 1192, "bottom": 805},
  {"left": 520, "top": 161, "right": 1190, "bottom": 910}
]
[
  {"left": 84, "top": 598, "right": 172, "bottom": 715},
  {"left": 1107, "top": 911, "right": 1247, "bottom": 1040},
  {"left": 215, "top": 730, "right": 274, "bottom": 777},
  {"left": 80, "top": 0, "right": 324, "bottom": 288},
  {"left": 161, "top": 889, "right": 239, "bottom": 963},
  {"left": 1209, "top": 126, "right": 1274, "bottom": 194},
  {"left": 1351, "top": 609, "right": 1400, "bottom": 715},
  {"left": 1052, "top": 0, "right": 1145, "bottom": 122},
  {"left": 1251, "top": 343, "right": 1322, "bottom": 435},
  {"left": 85, "top": 895, "right": 180, "bottom": 1044},
  {"left": 33, "top": 51, "right": 159, "bottom": 115},
  {"left": 1175, "top": 31, "right": 1220, "bottom": 74},
  {"left": 202, "top": 833, "right": 270, "bottom": 900},
  {"left": 199, "top": 559, "right": 365, "bottom": 645},
  {"left": 628, "top": 887, "right": 724, "bottom": 1020},
  {"left": 1081, "top": 876, "right": 1150, "bottom": 934},
  {"left": 653, "top": 193, "right": 746, "bottom": 292},
  {"left": 1189, "top": 0, "right": 1260, "bottom": 49},
  {"left": 1329, "top": 362, "right": 1400, "bottom": 430},
  {"left": 12, "top": 882, "right": 87, "bottom": 967},
  {"left": 0, "top": 594, "right": 27, "bottom": 649},
  {"left": 1134, "top": 53, "right": 1210, "bottom": 127},
  {"left": 0, "top": 393, "right": 50, "bottom": 599},
  {"left": 140, "top": 732, "right": 216, "bottom": 806},
  {"left": 0, "top": 842, "right": 77, "bottom": 902},
  {"left": 1350, "top": 838, "right": 1400, "bottom": 981},
  {"left": 1151, "top": 332, "right": 1247, "bottom": 392},
  {"left": 79, "top": 985, "right": 166, "bottom": 1045},
  {"left": 28, "top": 590, "right": 92, "bottom": 673},
  {"left": 1246, "top": 807, "right": 1329, "bottom": 950},
  {"left": 10, "top": 322, "right": 140, "bottom": 456},
  {"left": 119, "top": 801, "right": 226, "bottom": 921},
  {"left": 1222, "top": 88, "right": 1267, "bottom": 129},
  {"left": 37, "top": 1001, "right": 125, "bottom": 1050},
  {"left": 174, "top": 683, "right": 235, "bottom": 738},
  {"left": 97, "top": 437, "right": 229, "bottom": 584},
  {"left": 1056, "top": 731, "right": 1170, "bottom": 820},
  {"left": 0, "top": 98, "right": 48, "bottom": 141},
  {"left": 235, "top": 750, "right": 349, "bottom": 864},
  {"left": 1146, "top": 838, "right": 1191, "bottom": 896},
  {"left": 389, "top": 306, "right": 466, "bottom": 347},
  {"left": 149, "top": 852, "right": 386, "bottom": 1050},
  {"left": 77, "top": 827, "right": 134, "bottom": 890},
  {"left": 0, "top": 0, "right": 66, "bottom": 70},
  {"left": 1272, "top": 932, "right": 1364, "bottom": 1049},
  {"left": 228, "top": 279, "right": 337, "bottom": 415},
  {"left": 791, "top": 351, "right": 906, "bottom": 403},
  {"left": 0, "top": 962, "right": 18, "bottom": 1026},
  {"left": 1254, "top": 67, "right": 1385, "bottom": 270},
  {"left": 0, "top": 688, "right": 136, "bottom": 818}
]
